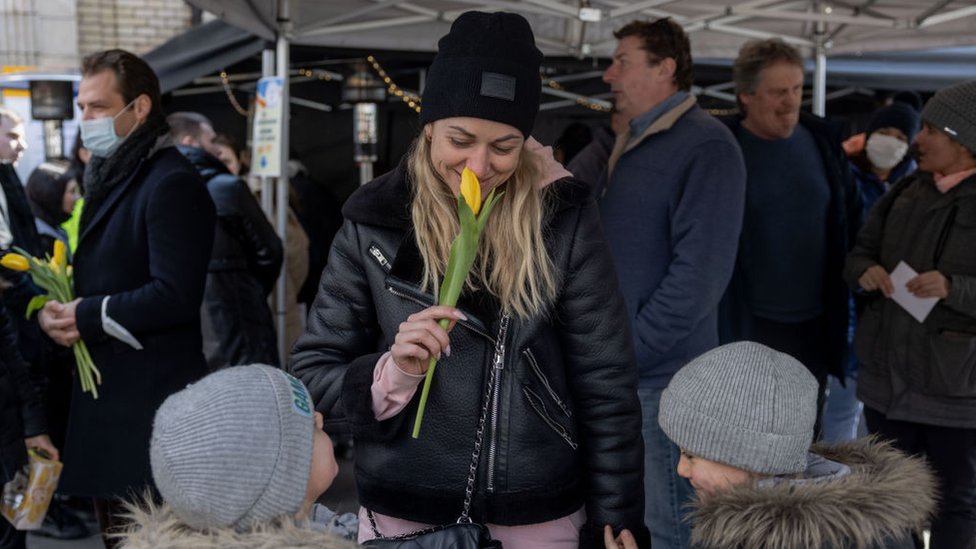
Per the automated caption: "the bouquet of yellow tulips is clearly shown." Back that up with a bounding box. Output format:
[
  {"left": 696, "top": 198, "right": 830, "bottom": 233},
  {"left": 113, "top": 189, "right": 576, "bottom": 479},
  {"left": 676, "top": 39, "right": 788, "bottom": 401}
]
[
  {"left": 412, "top": 167, "right": 503, "bottom": 438},
  {"left": 1, "top": 241, "right": 101, "bottom": 399}
]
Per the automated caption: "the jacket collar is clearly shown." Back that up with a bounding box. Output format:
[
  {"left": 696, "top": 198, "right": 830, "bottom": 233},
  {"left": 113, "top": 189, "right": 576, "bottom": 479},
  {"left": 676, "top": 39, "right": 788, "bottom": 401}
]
[
  {"left": 117, "top": 500, "right": 358, "bottom": 549},
  {"left": 688, "top": 437, "right": 936, "bottom": 549},
  {"left": 78, "top": 137, "right": 170, "bottom": 247},
  {"left": 342, "top": 156, "right": 590, "bottom": 230},
  {"left": 608, "top": 94, "right": 697, "bottom": 178},
  {"left": 177, "top": 145, "right": 231, "bottom": 181}
]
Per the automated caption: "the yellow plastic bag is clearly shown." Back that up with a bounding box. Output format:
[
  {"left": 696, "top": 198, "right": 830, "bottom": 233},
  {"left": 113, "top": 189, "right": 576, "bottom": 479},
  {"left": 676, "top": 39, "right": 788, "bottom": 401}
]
[{"left": 1, "top": 448, "right": 63, "bottom": 530}]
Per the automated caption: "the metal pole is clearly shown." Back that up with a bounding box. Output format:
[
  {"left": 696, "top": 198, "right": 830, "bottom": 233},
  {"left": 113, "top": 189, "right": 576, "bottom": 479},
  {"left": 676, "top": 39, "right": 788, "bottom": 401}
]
[
  {"left": 275, "top": 0, "right": 292, "bottom": 366},
  {"left": 812, "top": 8, "right": 827, "bottom": 117},
  {"left": 813, "top": 42, "right": 826, "bottom": 117}
]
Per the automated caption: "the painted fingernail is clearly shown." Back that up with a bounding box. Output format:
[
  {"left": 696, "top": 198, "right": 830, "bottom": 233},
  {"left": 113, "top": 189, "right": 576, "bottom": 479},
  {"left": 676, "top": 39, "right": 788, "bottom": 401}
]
[
  {"left": 456, "top": 311, "right": 468, "bottom": 321},
  {"left": 445, "top": 345, "right": 452, "bottom": 357}
]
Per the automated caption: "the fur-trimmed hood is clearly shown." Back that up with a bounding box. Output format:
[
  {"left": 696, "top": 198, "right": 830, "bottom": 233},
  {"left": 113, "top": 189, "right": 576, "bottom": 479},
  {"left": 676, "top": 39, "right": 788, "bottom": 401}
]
[
  {"left": 117, "top": 500, "right": 358, "bottom": 549},
  {"left": 689, "top": 437, "right": 937, "bottom": 549}
]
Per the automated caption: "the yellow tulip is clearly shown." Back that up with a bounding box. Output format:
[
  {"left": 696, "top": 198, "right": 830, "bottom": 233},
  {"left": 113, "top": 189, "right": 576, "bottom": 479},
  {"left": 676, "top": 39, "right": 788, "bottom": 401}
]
[
  {"left": 52, "top": 240, "right": 66, "bottom": 272},
  {"left": 0, "top": 253, "right": 30, "bottom": 272},
  {"left": 460, "top": 167, "right": 481, "bottom": 215}
]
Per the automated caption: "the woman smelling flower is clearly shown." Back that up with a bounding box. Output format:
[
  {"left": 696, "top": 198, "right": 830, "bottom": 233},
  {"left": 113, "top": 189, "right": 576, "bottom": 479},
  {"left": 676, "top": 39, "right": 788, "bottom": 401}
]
[{"left": 289, "top": 11, "right": 649, "bottom": 549}]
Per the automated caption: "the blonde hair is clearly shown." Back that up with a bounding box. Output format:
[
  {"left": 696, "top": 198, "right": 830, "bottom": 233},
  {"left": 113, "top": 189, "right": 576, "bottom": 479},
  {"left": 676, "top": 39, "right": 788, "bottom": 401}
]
[{"left": 409, "top": 133, "right": 558, "bottom": 319}]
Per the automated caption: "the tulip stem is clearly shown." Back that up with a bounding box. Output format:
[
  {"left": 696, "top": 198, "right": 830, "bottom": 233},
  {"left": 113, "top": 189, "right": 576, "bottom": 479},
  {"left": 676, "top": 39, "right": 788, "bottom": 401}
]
[{"left": 412, "top": 318, "right": 450, "bottom": 438}]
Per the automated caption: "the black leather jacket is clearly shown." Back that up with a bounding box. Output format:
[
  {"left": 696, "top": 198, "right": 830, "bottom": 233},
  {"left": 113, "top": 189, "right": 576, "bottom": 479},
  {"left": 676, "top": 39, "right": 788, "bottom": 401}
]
[
  {"left": 290, "top": 163, "right": 649, "bottom": 549},
  {"left": 178, "top": 146, "right": 283, "bottom": 368}
]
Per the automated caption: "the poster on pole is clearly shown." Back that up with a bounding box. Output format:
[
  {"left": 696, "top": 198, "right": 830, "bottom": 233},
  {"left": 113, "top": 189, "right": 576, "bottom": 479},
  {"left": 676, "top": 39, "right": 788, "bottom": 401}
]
[{"left": 251, "top": 76, "right": 283, "bottom": 177}]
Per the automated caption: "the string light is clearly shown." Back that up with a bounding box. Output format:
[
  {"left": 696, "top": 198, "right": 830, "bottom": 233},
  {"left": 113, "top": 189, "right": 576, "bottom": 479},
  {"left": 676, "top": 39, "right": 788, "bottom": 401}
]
[
  {"left": 544, "top": 78, "right": 611, "bottom": 112},
  {"left": 296, "top": 68, "right": 335, "bottom": 81},
  {"left": 367, "top": 55, "right": 421, "bottom": 114},
  {"left": 219, "top": 71, "right": 250, "bottom": 116}
]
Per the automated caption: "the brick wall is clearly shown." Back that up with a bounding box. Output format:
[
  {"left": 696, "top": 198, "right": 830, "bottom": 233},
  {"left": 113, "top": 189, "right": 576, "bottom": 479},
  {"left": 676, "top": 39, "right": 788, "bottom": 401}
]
[
  {"left": 78, "top": 0, "right": 192, "bottom": 57},
  {"left": 0, "top": 0, "right": 78, "bottom": 67}
]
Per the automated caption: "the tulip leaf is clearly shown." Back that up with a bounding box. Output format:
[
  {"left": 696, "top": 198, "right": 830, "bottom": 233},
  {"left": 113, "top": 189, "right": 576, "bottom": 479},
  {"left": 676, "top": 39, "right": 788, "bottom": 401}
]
[{"left": 25, "top": 295, "right": 51, "bottom": 320}]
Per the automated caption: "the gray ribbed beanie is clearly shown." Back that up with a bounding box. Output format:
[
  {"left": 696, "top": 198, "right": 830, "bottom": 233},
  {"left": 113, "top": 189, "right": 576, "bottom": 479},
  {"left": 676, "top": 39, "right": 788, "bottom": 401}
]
[
  {"left": 150, "top": 365, "right": 315, "bottom": 531},
  {"left": 921, "top": 79, "right": 976, "bottom": 154},
  {"left": 659, "top": 342, "right": 818, "bottom": 475}
]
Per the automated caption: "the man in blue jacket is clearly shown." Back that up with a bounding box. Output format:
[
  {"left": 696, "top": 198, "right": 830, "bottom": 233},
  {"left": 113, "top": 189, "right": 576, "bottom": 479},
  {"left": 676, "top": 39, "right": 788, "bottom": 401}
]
[{"left": 600, "top": 18, "right": 746, "bottom": 549}]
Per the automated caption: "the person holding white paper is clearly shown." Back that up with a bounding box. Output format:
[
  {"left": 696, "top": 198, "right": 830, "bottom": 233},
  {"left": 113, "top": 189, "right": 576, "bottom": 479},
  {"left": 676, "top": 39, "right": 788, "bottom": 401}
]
[{"left": 843, "top": 79, "right": 976, "bottom": 549}]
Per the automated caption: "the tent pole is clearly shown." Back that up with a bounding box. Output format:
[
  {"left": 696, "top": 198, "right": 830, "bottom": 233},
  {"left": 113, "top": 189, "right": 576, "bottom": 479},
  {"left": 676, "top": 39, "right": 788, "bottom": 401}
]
[
  {"left": 813, "top": 42, "right": 826, "bottom": 117},
  {"left": 276, "top": 0, "right": 292, "bottom": 367},
  {"left": 812, "top": 4, "right": 827, "bottom": 117}
]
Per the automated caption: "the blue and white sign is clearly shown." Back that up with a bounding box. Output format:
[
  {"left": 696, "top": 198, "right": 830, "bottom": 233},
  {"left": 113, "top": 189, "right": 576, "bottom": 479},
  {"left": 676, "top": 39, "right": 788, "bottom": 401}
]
[{"left": 251, "top": 76, "right": 283, "bottom": 177}]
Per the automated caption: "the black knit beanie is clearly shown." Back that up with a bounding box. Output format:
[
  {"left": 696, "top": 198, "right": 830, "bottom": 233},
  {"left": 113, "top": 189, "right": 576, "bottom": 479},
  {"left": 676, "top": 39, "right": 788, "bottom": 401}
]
[
  {"left": 866, "top": 100, "right": 920, "bottom": 143},
  {"left": 420, "top": 11, "right": 542, "bottom": 137},
  {"left": 921, "top": 80, "right": 976, "bottom": 155}
]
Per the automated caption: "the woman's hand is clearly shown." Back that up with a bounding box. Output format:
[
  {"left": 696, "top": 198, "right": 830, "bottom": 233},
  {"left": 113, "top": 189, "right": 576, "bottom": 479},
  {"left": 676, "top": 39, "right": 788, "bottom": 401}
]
[
  {"left": 25, "top": 434, "right": 59, "bottom": 461},
  {"left": 907, "top": 271, "right": 951, "bottom": 299},
  {"left": 390, "top": 306, "right": 467, "bottom": 375},
  {"left": 604, "top": 525, "right": 638, "bottom": 549},
  {"left": 858, "top": 265, "right": 894, "bottom": 297}
]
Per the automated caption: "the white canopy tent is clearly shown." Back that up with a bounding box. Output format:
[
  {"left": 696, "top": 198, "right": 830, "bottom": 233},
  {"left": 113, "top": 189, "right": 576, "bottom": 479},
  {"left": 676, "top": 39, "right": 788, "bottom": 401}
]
[{"left": 183, "top": 0, "right": 976, "bottom": 362}]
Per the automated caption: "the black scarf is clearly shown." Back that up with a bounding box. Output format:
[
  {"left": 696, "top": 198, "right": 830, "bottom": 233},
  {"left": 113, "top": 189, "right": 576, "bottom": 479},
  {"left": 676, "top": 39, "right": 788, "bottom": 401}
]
[{"left": 80, "top": 116, "right": 169, "bottom": 232}]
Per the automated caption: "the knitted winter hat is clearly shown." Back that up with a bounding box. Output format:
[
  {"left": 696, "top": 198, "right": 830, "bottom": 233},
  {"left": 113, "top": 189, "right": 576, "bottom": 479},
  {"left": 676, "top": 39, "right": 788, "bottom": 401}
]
[
  {"left": 419, "top": 11, "right": 542, "bottom": 137},
  {"left": 867, "top": 100, "right": 920, "bottom": 143},
  {"left": 921, "top": 79, "right": 976, "bottom": 154},
  {"left": 659, "top": 342, "right": 818, "bottom": 475},
  {"left": 150, "top": 364, "right": 315, "bottom": 531}
]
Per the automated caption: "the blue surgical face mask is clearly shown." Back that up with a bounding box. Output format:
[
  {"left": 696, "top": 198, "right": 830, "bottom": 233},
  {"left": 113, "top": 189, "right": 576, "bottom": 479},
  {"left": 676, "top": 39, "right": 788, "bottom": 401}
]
[{"left": 80, "top": 100, "right": 137, "bottom": 158}]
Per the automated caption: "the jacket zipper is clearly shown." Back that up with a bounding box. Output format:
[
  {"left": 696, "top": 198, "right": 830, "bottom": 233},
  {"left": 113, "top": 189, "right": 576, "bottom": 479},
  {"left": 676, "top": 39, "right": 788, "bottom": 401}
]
[
  {"left": 486, "top": 313, "right": 510, "bottom": 493},
  {"left": 522, "top": 386, "right": 578, "bottom": 449},
  {"left": 385, "top": 280, "right": 494, "bottom": 342},
  {"left": 523, "top": 349, "right": 572, "bottom": 418}
]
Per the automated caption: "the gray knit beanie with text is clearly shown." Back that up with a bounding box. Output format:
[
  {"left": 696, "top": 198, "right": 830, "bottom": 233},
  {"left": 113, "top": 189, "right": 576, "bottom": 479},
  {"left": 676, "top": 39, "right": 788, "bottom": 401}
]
[
  {"left": 150, "top": 364, "right": 315, "bottom": 531},
  {"left": 659, "top": 342, "right": 818, "bottom": 475},
  {"left": 921, "top": 79, "right": 976, "bottom": 154}
]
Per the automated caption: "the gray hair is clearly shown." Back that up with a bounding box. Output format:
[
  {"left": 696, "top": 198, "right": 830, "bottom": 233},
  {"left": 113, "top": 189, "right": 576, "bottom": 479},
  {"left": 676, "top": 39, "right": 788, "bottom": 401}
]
[{"left": 733, "top": 38, "right": 803, "bottom": 111}]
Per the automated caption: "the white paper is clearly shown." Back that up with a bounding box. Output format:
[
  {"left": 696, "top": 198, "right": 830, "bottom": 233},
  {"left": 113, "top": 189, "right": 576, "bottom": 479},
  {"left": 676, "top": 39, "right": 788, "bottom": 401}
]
[{"left": 889, "top": 261, "right": 939, "bottom": 323}]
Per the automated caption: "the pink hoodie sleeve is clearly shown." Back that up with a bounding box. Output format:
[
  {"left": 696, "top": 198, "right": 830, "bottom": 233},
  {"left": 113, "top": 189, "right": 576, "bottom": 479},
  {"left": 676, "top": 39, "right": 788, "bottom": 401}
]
[
  {"left": 371, "top": 351, "right": 426, "bottom": 421},
  {"left": 525, "top": 137, "right": 573, "bottom": 188}
]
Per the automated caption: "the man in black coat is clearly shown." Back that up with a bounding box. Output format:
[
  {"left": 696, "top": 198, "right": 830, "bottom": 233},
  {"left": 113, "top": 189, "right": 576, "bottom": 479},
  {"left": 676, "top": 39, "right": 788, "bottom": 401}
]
[
  {"left": 0, "top": 107, "right": 51, "bottom": 411},
  {"left": 37, "top": 50, "right": 215, "bottom": 547},
  {"left": 168, "top": 111, "right": 283, "bottom": 369}
]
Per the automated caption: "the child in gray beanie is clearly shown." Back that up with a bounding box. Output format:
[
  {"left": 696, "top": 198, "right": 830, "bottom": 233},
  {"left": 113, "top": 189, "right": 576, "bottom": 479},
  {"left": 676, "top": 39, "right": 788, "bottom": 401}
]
[
  {"left": 651, "top": 342, "right": 938, "bottom": 549},
  {"left": 117, "top": 365, "right": 358, "bottom": 548}
]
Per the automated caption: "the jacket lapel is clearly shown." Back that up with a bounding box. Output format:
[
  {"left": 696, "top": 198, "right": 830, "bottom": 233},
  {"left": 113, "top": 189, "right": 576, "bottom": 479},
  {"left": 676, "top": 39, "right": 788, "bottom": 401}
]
[{"left": 78, "top": 157, "right": 147, "bottom": 248}]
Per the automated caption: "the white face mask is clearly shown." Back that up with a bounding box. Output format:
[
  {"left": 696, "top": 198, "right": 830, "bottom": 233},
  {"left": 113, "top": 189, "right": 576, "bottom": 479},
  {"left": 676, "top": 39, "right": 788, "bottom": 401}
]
[
  {"left": 80, "top": 100, "right": 137, "bottom": 158},
  {"left": 865, "top": 133, "right": 909, "bottom": 170}
]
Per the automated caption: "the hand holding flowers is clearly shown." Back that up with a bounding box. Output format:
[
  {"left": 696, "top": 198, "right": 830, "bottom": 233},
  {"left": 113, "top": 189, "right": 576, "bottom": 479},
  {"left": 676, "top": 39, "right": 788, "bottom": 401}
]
[
  {"left": 411, "top": 167, "right": 503, "bottom": 438},
  {"left": 1, "top": 241, "right": 102, "bottom": 398}
]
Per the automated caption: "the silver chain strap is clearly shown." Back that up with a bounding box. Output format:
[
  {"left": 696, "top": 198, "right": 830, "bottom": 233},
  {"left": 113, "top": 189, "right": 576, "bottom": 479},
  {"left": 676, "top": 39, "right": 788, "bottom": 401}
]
[
  {"left": 460, "top": 313, "right": 509, "bottom": 523},
  {"left": 368, "top": 313, "right": 510, "bottom": 535}
]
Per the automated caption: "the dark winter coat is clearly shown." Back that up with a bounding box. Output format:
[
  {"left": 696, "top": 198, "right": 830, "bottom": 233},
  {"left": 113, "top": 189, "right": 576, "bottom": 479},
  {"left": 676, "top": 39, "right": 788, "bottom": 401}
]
[
  {"left": 62, "top": 144, "right": 215, "bottom": 498},
  {"left": 720, "top": 112, "right": 861, "bottom": 380},
  {"left": 689, "top": 437, "right": 936, "bottom": 549},
  {"left": 178, "top": 146, "right": 282, "bottom": 369},
  {"left": 1, "top": 163, "right": 48, "bottom": 383},
  {"left": 0, "top": 296, "right": 46, "bottom": 485},
  {"left": 844, "top": 171, "right": 976, "bottom": 428},
  {"left": 290, "top": 162, "right": 650, "bottom": 549}
]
